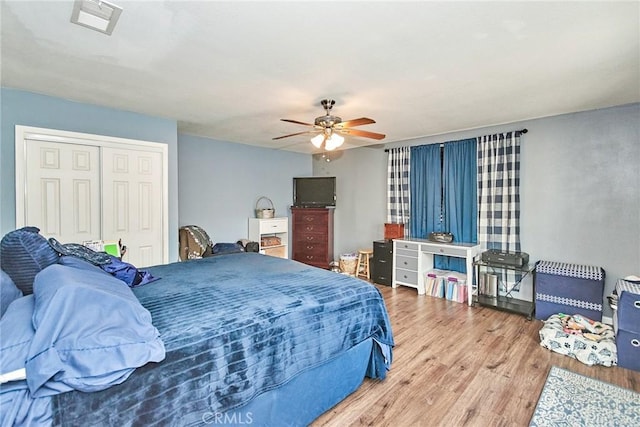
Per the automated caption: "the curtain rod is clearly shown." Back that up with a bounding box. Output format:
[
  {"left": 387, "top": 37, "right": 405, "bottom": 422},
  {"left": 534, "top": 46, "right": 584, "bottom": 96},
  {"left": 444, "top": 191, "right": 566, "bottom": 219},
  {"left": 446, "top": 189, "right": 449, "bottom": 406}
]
[{"left": 383, "top": 128, "right": 528, "bottom": 152}]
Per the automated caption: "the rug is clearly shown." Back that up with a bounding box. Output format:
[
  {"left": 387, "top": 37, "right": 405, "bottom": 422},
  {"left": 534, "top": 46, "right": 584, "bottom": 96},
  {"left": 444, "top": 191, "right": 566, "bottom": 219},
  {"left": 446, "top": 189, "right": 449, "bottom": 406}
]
[{"left": 530, "top": 366, "right": 640, "bottom": 426}]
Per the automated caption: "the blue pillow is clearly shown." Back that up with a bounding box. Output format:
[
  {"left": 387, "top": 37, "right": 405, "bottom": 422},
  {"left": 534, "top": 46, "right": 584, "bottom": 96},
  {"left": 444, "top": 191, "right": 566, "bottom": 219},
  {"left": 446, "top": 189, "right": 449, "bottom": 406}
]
[
  {"left": 212, "top": 242, "right": 245, "bottom": 255},
  {"left": 0, "top": 296, "right": 34, "bottom": 376},
  {"left": 26, "top": 264, "right": 166, "bottom": 397},
  {"left": 0, "top": 227, "right": 59, "bottom": 295},
  {"left": 1, "top": 270, "right": 23, "bottom": 317},
  {"left": 58, "top": 255, "right": 110, "bottom": 276}
]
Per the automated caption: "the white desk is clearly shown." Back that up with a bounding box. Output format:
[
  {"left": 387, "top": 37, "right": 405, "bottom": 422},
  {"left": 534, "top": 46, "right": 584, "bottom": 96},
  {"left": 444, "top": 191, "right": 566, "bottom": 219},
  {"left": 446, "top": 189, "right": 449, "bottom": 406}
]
[{"left": 392, "top": 238, "right": 482, "bottom": 306}]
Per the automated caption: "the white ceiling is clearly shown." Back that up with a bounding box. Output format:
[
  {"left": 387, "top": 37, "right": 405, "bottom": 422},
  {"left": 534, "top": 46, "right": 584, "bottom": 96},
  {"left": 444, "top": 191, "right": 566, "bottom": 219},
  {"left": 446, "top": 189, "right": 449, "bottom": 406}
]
[{"left": 2, "top": 1, "right": 639, "bottom": 154}]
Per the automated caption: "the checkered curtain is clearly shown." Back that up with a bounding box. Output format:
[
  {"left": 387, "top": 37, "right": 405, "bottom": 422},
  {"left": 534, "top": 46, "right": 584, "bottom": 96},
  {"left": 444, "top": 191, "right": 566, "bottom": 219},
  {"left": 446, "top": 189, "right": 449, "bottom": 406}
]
[
  {"left": 477, "top": 132, "right": 522, "bottom": 291},
  {"left": 387, "top": 147, "right": 411, "bottom": 236}
]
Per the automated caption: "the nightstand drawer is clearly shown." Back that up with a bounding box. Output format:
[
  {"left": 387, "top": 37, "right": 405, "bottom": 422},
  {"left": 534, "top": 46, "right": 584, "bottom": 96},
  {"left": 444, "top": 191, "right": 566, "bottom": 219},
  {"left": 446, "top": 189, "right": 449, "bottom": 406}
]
[{"left": 259, "top": 218, "right": 287, "bottom": 234}]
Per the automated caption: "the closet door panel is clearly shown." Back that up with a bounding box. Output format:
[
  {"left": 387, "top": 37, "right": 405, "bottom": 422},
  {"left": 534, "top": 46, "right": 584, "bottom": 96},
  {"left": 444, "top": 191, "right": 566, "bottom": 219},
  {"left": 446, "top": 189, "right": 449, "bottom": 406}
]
[
  {"left": 25, "top": 140, "right": 101, "bottom": 243},
  {"left": 102, "top": 147, "right": 163, "bottom": 267}
]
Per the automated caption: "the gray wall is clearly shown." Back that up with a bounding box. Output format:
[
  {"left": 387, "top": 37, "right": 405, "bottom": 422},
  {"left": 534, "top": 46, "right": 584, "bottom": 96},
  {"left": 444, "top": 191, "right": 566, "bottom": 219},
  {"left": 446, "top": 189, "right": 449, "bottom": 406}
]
[
  {"left": 1, "top": 88, "right": 181, "bottom": 261},
  {"left": 314, "top": 103, "right": 640, "bottom": 318},
  {"left": 177, "top": 133, "right": 311, "bottom": 247}
]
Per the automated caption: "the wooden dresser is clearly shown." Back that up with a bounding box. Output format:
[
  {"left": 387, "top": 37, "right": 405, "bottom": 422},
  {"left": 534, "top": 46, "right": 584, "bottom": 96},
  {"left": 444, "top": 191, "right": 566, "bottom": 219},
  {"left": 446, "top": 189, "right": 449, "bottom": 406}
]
[{"left": 291, "top": 207, "right": 334, "bottom": 269}]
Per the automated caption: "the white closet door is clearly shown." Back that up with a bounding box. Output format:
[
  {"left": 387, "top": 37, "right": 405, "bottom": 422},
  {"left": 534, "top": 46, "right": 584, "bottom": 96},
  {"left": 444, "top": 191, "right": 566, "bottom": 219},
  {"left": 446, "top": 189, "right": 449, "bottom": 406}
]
[
  {"left": 25, "top": 140, "right": 101, "bottom": 244},
  {"left": 102, "top": 147, "right": 164, "bottom": 267}
]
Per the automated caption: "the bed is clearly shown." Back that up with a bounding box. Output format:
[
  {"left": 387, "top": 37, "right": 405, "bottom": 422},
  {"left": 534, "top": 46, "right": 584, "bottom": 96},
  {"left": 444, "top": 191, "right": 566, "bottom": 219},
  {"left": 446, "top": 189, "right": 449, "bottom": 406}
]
[{"left": 0, "top": 243, "right": 394, "bottom": 426}]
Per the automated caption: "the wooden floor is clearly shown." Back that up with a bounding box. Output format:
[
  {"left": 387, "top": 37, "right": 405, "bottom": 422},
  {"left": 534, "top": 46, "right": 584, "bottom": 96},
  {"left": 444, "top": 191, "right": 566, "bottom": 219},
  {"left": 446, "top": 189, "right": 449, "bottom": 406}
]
[{"left": 313, "top": 284, "right": 640, "bottom": 427}]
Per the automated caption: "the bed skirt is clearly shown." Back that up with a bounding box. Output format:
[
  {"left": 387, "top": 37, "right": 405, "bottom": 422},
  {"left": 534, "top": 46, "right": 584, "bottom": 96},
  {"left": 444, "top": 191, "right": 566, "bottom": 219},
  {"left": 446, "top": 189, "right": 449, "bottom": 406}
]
[{"left": 197, "top": 338, "right": 375, "bottom": 426}]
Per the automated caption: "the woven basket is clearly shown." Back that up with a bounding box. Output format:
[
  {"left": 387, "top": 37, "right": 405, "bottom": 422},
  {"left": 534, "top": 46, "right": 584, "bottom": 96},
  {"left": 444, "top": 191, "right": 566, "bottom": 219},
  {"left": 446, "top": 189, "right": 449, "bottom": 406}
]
[
  {"left": 255, "top": 196, "right": 275, "bottom": 219},
  {"left": 339, "top": 253, "right": 358, "bottom": 275}
]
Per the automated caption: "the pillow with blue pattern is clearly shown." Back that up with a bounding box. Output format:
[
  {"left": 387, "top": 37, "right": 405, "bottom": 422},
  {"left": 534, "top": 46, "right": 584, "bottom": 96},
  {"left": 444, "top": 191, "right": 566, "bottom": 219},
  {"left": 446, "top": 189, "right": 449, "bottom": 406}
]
[{"left": 0, "top": 227, "right": 59, "bottom": 295}]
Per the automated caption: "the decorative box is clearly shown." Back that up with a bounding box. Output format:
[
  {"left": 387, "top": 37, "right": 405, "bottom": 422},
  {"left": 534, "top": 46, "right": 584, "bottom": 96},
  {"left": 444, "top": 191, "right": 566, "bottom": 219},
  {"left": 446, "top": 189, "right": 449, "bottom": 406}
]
[
  {"left": 534, "top": 261, "right": 604, "bottom": 321},
  {"left": 614, "top": 279, "right": 640, "bottom": 372},
  {"left": 384, "top": 223, "right": 405, "bottom": 240}
]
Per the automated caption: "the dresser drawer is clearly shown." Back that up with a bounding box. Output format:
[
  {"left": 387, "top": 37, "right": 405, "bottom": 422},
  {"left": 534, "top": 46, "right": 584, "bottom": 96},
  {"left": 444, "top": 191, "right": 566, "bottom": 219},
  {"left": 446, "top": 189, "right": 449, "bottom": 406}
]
[
  {"left": 395, "top": 241, "right": 420, "bottom": 251},
  {"left": 396, "top": 248, "right": 417, "bottom": 258},
  {"left": 294, "top": 213, "right": 329, "bottom": 226},
  {"left": 295, "top": 223, "right": 327, "bottom": 234},
  {"left": 293, "top": 243, "right": 327, "bottom": 257},
  {"left": 396, "top": 255, "right": 418, "bottom": 271},
  {"left": 295, "top": 233, "right": 327, "bottom": 244},
  {"left": 294, "top": 252, "right": 329, "bottom": 264},
  {"left": 395, "top": 268, "right": 418, "bottom": 285},
  {"left": 259, "top": 218, "right": 287, "bottom": 234}
]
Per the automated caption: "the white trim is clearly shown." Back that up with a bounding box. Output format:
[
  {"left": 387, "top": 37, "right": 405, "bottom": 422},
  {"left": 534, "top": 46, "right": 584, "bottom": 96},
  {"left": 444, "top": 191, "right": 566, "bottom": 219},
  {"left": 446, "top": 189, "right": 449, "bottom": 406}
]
[
  {"left": 15, "top": 125, "right": 169, "bottom": 264},
  {"left": 602, "top": 315, "right": 613, "bottom": 326}
]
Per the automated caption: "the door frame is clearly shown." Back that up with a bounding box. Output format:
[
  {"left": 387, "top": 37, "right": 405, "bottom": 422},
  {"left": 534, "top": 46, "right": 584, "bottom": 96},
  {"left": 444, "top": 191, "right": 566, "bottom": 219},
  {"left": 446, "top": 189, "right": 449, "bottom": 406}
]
[{"left": 15, "top": 125, "right": 169, "bottom": 264}]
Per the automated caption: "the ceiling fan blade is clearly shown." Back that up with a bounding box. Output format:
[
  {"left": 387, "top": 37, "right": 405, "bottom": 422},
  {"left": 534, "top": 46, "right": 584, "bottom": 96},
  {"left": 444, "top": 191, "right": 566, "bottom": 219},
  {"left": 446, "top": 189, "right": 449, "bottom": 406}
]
[
  {"left": 339, "top": 117, "right": 376, "bottom": 127},
  {"left": 272, "top": 130, "right": 315, "bottom": 140},
  {"left": 280, "top": 118, "right": 315, "bottom": 127},
  {"left": 340, "top": 128, "right": 386, "bottom": 140}
]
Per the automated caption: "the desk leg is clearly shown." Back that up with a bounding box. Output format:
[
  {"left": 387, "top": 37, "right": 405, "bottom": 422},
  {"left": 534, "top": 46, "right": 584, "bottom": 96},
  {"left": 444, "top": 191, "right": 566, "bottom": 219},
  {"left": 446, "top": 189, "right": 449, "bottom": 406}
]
[
  {"left": 418, "top": 252, "right": 434, "bottom": 296},
  {"left": 466, "top": 254, "right": 474, "bottom": 306}
]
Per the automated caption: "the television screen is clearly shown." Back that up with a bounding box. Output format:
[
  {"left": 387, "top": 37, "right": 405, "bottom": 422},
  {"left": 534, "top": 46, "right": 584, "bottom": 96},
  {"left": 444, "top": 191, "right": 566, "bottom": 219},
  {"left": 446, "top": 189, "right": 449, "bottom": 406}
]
[{"left": 293, "top": 177, "right": 336, "bottom": 207}]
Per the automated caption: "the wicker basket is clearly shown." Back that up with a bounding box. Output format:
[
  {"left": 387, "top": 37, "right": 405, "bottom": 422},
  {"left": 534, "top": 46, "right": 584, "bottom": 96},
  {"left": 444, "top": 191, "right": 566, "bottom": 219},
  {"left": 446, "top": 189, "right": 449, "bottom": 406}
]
[
  {"left": 339, "top": 253, "right": 358, "bottom": 276},
  {"left": 255, "top": 196, "right": 275, "bottom": 219}
]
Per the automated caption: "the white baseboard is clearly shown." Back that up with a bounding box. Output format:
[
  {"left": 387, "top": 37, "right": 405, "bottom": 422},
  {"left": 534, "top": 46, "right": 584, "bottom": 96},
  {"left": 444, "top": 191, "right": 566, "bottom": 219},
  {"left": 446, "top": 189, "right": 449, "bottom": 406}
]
[{"left": 602, "top": 315, "right": 613, "bottom": 325}]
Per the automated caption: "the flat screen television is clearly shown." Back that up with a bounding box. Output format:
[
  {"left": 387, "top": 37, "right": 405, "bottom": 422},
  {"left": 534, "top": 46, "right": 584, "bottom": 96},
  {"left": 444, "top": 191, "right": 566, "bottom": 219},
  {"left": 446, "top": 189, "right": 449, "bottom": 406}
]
[{"left": 293, "top": 176, "right": 336, "bottom": 207}]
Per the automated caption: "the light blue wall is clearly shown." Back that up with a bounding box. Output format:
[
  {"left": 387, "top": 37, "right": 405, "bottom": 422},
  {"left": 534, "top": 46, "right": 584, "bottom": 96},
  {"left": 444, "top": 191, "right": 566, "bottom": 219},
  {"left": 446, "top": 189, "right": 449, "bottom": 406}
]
[
  {"left": 315, "top": 103, "right": 640, "bottom": 318},
  {"left": 177, "top": 134, "right": 312, "bottom": 245},
  {"left": 0, "top": 88, "right": 180, "bottom": 261}
]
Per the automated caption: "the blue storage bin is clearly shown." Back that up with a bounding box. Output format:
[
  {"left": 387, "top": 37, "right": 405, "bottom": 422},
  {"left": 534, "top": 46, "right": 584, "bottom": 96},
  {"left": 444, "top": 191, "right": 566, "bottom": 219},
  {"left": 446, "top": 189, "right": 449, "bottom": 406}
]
[
  {"left": 615, "top": 279, "right": 640, "bottom": 372},
  {"left": 616, "top": 330, "right": 640, "bottom": 371},
  {"left": 534, "top": 261, "right": 604, "bottom": 321}
]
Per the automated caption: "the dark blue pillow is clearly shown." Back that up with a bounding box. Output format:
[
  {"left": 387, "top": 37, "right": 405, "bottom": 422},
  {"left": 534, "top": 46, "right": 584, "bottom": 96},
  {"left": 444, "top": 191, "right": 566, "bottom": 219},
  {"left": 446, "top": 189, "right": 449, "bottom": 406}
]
[
  {"left": 58, "top": 255, "right": 110, "bottom": 276},
  {"left": 0, "top": 227, "right": 59, "bottom": 295},
  {"left": 212, "top": 242, "right": 245, "bottom": 255}
]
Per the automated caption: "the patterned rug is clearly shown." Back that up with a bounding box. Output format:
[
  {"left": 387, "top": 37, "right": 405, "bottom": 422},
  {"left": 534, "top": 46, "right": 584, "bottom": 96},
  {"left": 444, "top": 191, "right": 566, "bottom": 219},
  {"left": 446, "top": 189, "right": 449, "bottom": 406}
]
[{"left": 530, "top": 366, "right": 640, "bottom": 426}]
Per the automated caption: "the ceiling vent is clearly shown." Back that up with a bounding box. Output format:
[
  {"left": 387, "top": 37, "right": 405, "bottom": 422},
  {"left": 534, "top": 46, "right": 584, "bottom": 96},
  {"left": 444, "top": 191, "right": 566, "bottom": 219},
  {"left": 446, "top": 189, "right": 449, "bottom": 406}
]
[{"left": 71, "top": 0, "right": 123, "bottom": 35}]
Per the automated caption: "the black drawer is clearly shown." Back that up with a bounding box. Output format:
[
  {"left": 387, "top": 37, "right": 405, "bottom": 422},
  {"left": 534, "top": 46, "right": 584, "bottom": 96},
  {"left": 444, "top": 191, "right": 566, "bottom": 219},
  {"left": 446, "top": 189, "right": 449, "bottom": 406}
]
[{"left": 373, "top": 240, "right": 393, "bottom": 286}]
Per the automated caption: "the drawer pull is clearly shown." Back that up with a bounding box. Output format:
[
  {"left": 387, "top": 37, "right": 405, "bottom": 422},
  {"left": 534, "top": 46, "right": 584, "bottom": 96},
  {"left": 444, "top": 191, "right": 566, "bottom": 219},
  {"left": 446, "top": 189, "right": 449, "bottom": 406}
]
[
  {"left": 403, "top": 275, "right": 408, "bottom": 279},
  {"left": 305, "top": 226, "right": 314, "bottom": 231},
  {"left": 306, "top": 255, "right": 314, "bottom": 260},
  {"left": 439, "top": 249, "right": 444, "bottom": 253},
  {"left": 635, "top": 301, "right": 640, "bottom": 308},
  {"left": 306, "top": 245, "right": 314, "bottom": 250},
  {"left": 305, "top": 236, "right": 315, "bottom": 241},
  {"left": 632, "top": 339, "right": 640, "bottom": 348},
  {"left": 403, "top": 261, "right": 408, "bottom": 265}
]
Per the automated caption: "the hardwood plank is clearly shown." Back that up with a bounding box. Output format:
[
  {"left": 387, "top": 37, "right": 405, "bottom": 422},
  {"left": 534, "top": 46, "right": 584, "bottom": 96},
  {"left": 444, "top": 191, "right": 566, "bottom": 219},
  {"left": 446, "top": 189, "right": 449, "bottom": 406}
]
[{"left": 313, "top": 284, "right": 640, "bottom": 426}]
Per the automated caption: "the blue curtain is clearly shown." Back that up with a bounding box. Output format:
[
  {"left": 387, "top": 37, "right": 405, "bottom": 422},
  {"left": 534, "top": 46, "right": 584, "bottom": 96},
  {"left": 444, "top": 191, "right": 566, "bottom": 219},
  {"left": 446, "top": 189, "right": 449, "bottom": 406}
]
[
  {"left": 440, "top": 138, "right": 478, "bottom": 273},
  {"left": 409, "top": 144, "right": 441, "bottom": 239}
]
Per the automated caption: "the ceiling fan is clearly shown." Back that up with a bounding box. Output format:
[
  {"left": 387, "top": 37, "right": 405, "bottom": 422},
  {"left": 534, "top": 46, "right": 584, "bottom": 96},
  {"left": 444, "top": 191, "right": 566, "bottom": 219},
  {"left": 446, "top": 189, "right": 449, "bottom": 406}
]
[{"left": 273, "top": 99, "right": 385, "bottom": 151}]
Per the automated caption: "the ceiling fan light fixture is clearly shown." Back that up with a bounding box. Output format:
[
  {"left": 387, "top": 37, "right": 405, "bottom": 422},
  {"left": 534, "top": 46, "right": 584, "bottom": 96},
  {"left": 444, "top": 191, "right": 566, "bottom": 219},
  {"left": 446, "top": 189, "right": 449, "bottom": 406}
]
[
  {"left": 71, "top": 0, "right": 123, "bottom": 35},
  {"left": 310, "top": 134, "right": 325, "bottom": 148},
  {"left": 324, "top": 133, "right": 344, "bottom": 151}
]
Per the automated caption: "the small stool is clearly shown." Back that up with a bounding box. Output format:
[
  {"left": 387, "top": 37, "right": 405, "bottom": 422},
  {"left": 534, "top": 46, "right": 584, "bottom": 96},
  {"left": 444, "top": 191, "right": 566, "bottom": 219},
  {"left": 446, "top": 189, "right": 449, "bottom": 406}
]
[{"left": 357, "top": 249, "right": 373, "bottom": 280}]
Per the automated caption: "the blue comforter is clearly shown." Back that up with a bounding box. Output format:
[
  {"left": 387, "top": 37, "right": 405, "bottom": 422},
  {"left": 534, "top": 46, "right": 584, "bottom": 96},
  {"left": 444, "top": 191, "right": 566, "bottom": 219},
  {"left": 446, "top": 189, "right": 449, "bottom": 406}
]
[{"left": 49, "top": 253, "right": 394, "bottom": 425}]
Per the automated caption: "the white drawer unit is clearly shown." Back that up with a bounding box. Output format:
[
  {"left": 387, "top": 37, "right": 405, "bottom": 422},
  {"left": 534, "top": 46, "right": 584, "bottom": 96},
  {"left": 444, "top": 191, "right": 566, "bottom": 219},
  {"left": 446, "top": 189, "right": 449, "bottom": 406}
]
[
  {"left": 392, "top": 238, "right": 481, "bottom": 305},
  {"left": 248, "top": 217, "right": 289, "bottom": 259}
]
